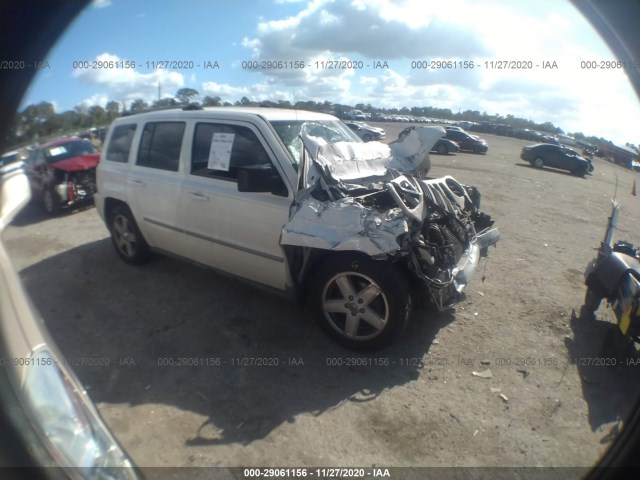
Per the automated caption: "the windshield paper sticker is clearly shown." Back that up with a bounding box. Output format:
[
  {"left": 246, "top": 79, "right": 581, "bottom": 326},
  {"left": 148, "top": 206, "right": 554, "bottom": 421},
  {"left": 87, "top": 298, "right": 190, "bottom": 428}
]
[
  {"left": 48, "top": 146, "right": 67, "bottom": 157},
  {"left": 207, "top": 133, "right": 235, "bottom": 171}
]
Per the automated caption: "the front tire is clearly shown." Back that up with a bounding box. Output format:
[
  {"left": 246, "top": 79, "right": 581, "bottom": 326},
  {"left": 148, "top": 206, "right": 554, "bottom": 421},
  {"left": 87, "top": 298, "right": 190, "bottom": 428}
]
[
  {"left": 574, "top": 165, "right": 588, "bottom": 177},
  {"left": 308, "top": 255, "right": 411, "bottom": 350},
  {"left": 109, "top": 205, "right": 151, "bottom": 265}
]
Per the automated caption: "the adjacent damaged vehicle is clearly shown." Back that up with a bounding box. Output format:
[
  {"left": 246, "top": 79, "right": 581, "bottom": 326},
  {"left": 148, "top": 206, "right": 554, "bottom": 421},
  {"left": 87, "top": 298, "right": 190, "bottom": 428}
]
[
  {"left": 95, "top": 107, "right": 499, "bottom": 349},
  {"left": 24, "top": 137, "right": 100, "bottom": 214},
  {"left": 0, "top": 161, "right": 141, "bottom": 477}
]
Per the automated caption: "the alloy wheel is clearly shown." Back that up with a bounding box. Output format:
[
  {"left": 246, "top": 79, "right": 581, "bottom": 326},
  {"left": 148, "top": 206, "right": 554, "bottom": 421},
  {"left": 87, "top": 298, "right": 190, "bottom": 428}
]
[
  {"left": 113, "top": 214, "right": 137, "bottom": 258},
  {"left": 321, "top": 272, "right": 390, "bottom": 340}
]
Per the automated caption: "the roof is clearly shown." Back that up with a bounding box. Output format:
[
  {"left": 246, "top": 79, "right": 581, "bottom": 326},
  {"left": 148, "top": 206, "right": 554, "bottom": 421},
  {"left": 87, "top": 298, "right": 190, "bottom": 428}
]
[{"left": 117, "top": 106, "right": 337, "bottom": 123}]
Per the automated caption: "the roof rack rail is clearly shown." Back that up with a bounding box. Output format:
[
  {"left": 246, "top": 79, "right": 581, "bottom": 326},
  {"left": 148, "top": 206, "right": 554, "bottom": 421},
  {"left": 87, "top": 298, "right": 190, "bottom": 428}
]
[{"left": 182, "top": 103, "right": 203, "bottom": 111}]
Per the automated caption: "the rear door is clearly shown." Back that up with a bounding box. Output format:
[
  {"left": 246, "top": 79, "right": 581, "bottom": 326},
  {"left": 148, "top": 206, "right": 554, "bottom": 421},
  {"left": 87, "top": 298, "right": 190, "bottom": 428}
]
[
  {"left": 544, "top": 145, "right": 566, "bottom": 168},
  {"left": 447, "top": 130, "right": 468, "bottom": 150},
  {"left": 127, "top": 121, "right": 186, "bottom": 252},
  {"left": 560, "top": 148, "right": 579, "bottom": 171},
  {"left": 178, "top": 120, "right": 293, "bottom": 290}
]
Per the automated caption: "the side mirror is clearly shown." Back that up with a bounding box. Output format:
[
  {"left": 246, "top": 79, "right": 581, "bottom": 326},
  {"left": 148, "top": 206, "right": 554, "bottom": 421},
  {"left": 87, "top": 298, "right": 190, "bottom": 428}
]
[{"left": 237, "top": 164, "right": 288, "bottom": 197}]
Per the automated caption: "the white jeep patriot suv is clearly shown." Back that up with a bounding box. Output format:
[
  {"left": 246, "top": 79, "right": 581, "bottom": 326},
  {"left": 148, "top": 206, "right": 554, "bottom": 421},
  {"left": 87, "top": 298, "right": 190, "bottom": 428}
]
[{"left": 95, "top": 106, "right": 499, "bottom": 349}]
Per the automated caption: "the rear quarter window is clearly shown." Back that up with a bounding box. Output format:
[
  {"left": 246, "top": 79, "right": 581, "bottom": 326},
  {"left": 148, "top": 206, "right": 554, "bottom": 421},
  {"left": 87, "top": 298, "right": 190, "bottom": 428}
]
[
  {"left": 136, "top": 122, "right": 185, "bottom": 172},
  {"left": 105, "top": 124, "right": 136, "bottom": 163}
]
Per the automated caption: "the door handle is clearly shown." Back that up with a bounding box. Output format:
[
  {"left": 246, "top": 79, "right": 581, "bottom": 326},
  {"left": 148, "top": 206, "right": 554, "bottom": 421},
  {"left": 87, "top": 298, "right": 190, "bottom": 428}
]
[
  {"left": 131, "top": 179, "right": 145, "bottom": 186},
  {"left": 188, "top": 192, "right": 209, "bottom": 201}
]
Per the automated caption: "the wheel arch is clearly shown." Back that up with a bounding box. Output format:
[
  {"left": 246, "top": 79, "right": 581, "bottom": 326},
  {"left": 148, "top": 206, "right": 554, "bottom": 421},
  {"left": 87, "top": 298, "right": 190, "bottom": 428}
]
[
  {"left": 284, "top": 246, "right": 404, "bottom": 302},
  {"left": 103, "top": 197, "right": 131, "bottom": 229},
  {"left": 305, "top": 250, "right": 412, "bottom": 349}
]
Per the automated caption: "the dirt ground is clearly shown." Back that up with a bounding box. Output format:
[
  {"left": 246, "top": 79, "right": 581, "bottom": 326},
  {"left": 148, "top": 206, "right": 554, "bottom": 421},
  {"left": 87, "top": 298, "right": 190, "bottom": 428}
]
[{"left": 4, "top": 125, "right": 640, "bottom": 474}]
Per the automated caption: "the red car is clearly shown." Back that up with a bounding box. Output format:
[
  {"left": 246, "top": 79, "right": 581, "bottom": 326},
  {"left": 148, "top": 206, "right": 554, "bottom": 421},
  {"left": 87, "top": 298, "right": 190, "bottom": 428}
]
[{"left": 24, "top": 137, "right": 100, "bottom": 214}]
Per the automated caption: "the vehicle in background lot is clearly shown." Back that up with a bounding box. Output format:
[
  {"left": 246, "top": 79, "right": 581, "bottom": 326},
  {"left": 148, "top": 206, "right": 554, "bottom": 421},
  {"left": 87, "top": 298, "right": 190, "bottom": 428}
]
[
  {"left": 96, "top": 107, "right": 499, "bottom": 349},
  {"left": 23, "top": 137, "right": 99, "bottom": 214},
  {"left": 444, "top": 129, "right": 489, "bottom": 153},
  {"left": 584, "top": 200, "right": 640, "bottom": 345},
  {"left": 343, "top": 109, "right": 366, "bottom": 120},
  {"left": 370, "top": 112, "right": 388, "bottom": 121},
  {"left": 431, "top": 138, "right": 460, "bottom": 155},
  {"left": 344, "top": 121, "right": 386, "bottom": 142},
  {"left": 557, "top": 134, "right": 579, "bottom": 147},
  {"left": 520, "top": 143, "right": 594, "bottom": 177},
  {"left": 453, "top": 121, "right": 478, "bottom": 130},
  {"left": 527, "top": 131, "right": 559, "bottom": 144},
  {"left": 0, "top": 161, "right": 141, "bottom": 479}
]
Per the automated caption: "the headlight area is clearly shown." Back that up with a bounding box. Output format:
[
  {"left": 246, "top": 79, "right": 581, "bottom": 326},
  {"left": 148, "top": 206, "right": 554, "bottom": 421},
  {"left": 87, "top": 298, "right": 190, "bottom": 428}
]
[
  {"left": 22, "top": 347, "right": 140, "bottom": 479},
  {"left": 53, "top": 170, "right": 97, "bottom": 207}
]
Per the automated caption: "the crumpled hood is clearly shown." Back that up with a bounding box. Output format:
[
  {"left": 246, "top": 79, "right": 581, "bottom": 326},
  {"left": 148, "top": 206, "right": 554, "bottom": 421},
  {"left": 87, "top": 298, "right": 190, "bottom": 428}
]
[
  {"left": 281, "top": 126, "right": 450, "bottom": 255},
  {"left": 299, "top": 126, "right": 445, "bottom": 185},
  {"left": 49, "top": 154, "right": 99, "bottom": 172}
]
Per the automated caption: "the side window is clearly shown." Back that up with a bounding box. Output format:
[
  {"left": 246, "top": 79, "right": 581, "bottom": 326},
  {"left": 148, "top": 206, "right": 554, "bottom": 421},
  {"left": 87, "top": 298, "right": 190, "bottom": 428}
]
[
  {"left": 136, "top": 122, "right": 185, "bottom": 172},
  {"left": 191, "top": 123, "right": 272, "bottom": 180},
  {"left": 105, "top": 124, "right": 136, "bottom": 163}
]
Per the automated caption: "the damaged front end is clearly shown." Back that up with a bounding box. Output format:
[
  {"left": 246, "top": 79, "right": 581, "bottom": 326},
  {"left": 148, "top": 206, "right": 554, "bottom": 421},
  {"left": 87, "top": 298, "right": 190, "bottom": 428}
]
[
  {"left": 281, "top": 125, "right": 499, "bottom": 310},
  {"left": 48, "top": 167, "right": 97, "bottom": 209}
]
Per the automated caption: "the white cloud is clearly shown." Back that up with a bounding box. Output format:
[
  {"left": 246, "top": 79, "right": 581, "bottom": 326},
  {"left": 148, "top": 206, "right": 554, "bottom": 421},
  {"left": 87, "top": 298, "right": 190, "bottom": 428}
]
[
  {"left": 60, "top": 2, "right": 639, "bottom": 144},
  {"left": 79, "top": 93, "right": 109, "bottom": 109},
  {"left": 242, "top": 0, "right": 490, "bottom": 61},
  {"left": 200, "top": 81, "right": 296, "bottom": 104},
  {"left": 73, "top": 53, "right": 185, "bottom": 105},
  {"left": 91, "top": 0, "right": 112, "bottom": 9}
]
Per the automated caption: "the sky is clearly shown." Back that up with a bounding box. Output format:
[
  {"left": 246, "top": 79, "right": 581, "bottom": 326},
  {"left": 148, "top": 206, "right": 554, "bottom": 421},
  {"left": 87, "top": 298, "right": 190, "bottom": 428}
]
[{"left": 19, "top": 0, "right": 640, "bottom": 145}]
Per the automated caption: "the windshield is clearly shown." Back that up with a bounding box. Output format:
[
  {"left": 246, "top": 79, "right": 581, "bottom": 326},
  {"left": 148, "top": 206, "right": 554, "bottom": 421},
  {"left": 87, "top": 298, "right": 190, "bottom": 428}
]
[
  {"left": 44, "top": 140, "right": 98, "bottom": 163},
  {"left": 270, "top": 120, "right": 361, "bottom": 167}
]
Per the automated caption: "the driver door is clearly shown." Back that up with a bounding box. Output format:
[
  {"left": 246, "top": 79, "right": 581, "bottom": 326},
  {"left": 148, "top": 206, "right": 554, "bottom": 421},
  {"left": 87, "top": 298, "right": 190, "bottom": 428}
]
[{"left": 178, "top": 121, "right": 293, "bottom": 291}]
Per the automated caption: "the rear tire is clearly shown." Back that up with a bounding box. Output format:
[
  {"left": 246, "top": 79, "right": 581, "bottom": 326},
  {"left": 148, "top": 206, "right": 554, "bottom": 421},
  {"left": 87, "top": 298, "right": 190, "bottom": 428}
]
[
  {"left": 533, "top": 157, "right": 544, "bottom": 168},
  {"left": 109, "top": 205, "right": 151, "bottom": 265},
  {"left": 308, "top": 255, "right": 411, "bottom": 350},
  {"left": 437, "top": 143, "right": 448, "bottom": 154}
]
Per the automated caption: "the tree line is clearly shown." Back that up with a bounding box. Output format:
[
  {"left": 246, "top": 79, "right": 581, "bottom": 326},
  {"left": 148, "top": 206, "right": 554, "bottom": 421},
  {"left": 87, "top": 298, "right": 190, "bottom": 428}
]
[{"left": 3, "top": 87, "right": 620, "bottom": 150}]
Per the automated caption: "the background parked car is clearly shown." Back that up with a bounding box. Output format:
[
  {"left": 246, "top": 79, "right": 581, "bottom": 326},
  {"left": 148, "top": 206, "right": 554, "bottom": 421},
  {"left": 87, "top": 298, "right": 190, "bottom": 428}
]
[
  {"left": 1, "top": 150, "right": 21, "bottom": 167},
  {"left": 23, "top": 137, "right": 100, "bottom": 214},
  {"left": 430, "top": 138, "right": 460, "bottom": 155},
  {"left": 444, "top": 128, "right": 489, "bottom": 153},
  {"left": 520, "top": 143, "right": 594, "bottom": 177},
  {"left": 344, "top": 121, "right": 386, "bottom": 142}
]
